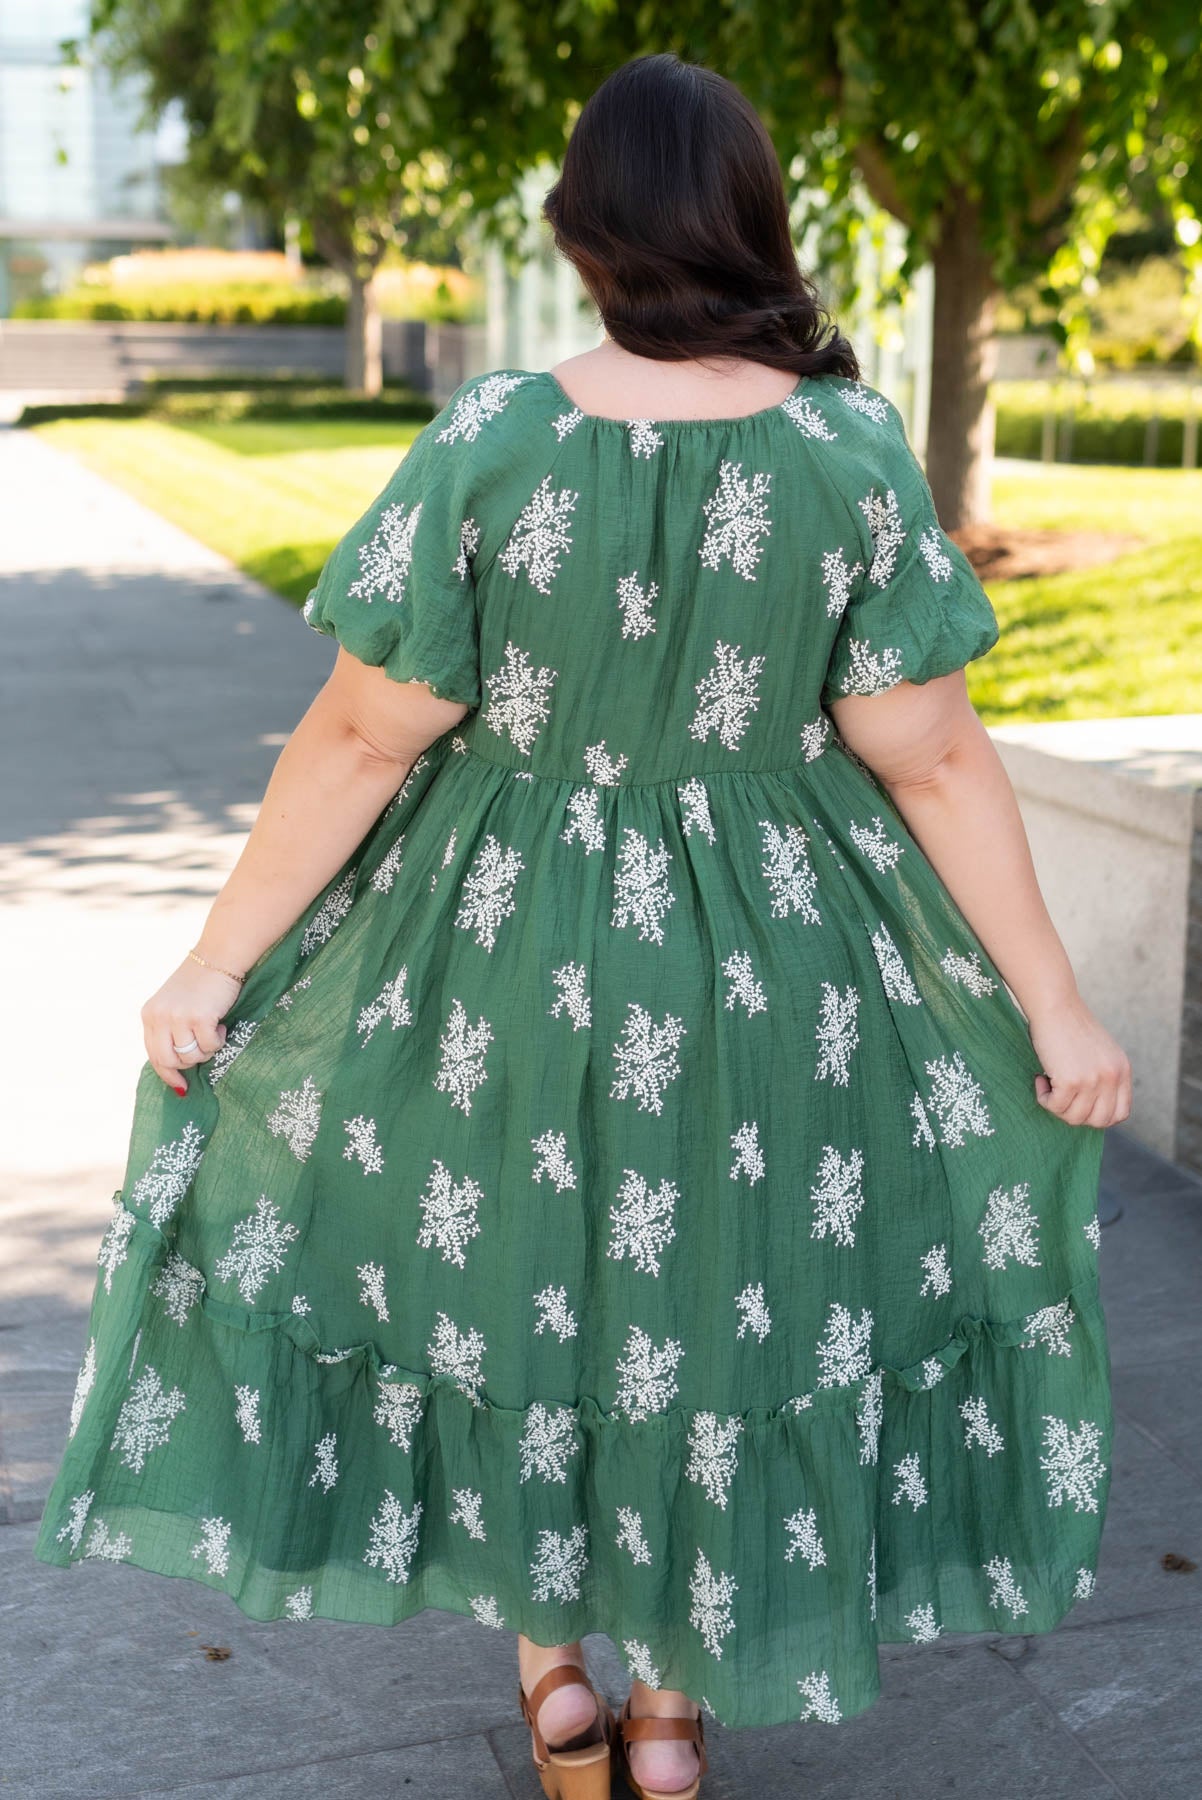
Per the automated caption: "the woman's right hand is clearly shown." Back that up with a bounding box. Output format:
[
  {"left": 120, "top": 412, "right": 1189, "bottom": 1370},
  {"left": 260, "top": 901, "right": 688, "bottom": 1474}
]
[
  {"left": 1026, "top": 991, "right": 1132, "bottom": 1128},
  {"left": 141, "top": 959, "right": 240, "bottom": 1095}
]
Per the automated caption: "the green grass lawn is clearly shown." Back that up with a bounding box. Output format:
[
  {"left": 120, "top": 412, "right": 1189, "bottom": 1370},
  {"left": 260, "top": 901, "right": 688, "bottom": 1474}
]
[{"left": 32, "top": 415, "right": 1202, "bottom": 723}]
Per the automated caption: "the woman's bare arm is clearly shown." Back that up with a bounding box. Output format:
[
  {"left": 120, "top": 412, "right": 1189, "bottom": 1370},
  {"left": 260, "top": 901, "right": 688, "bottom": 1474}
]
[
  {"left": 829, "top": 671, "right": 1132, "bottom": 1130},
  {"left": 140, "top": 650, "right": 467, "bottom": 1092}
]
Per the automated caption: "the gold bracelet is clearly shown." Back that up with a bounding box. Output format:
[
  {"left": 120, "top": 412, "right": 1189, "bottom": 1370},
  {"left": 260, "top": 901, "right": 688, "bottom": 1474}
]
[{"left": 188, "top": 948, "right": 246, "bottom": 984}]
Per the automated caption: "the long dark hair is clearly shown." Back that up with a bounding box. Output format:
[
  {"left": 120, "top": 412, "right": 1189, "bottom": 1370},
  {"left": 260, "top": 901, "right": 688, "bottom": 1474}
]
[{"left": 542, "top": 53, "right": 858, "bottom": 380}]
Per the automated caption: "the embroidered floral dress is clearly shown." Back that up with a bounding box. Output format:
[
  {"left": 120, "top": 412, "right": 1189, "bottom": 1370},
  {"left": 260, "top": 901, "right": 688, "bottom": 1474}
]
[{"left": 34, "top": 367, "right": 1113, "bottom": 1730}]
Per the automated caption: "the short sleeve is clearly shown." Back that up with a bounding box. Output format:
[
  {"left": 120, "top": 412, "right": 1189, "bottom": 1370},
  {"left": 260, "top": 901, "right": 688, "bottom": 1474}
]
[
  {"left": 820, "top": 403, "right": 999, "bottom": 706},
  {"left": 302, "top": 387, "right": 482, "bottom": 707}
]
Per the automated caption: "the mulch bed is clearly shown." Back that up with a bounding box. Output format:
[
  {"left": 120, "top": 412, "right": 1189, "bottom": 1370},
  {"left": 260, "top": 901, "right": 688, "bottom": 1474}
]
[{"left": 951, "top": 524, "right": 1144, "bottom": 581}]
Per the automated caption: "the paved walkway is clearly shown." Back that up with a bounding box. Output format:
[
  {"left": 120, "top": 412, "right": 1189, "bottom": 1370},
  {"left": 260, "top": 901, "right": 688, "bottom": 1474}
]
[{"left": 2, "top": 428, "right": 1199, "bottom": 1797}]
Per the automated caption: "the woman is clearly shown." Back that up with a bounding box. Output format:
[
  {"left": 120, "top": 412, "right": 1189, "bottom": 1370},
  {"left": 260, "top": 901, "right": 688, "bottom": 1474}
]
[{"left": 35, "top": 51, "right": 1129, "bottom": 1800}]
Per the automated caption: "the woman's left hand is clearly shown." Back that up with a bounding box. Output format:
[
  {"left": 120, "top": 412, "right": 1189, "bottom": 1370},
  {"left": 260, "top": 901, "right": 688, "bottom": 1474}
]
[{"left": 141, "top": 961, "right": 241, "bottom": 1094}]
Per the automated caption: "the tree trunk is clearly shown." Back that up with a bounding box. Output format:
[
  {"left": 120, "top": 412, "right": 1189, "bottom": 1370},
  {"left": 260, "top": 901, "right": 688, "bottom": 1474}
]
[
  {"left": 345, "top": 271, "right": 383, "bottom": 396},
  {"left": 926, "top": 199, "right": 1000, "bottom": 531}
]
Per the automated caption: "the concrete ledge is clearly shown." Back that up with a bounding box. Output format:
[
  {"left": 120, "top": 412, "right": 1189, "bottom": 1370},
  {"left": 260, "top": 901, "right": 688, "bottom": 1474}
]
[{"left": 989, "top": 715, "right": 1202, "bottom": 1174}]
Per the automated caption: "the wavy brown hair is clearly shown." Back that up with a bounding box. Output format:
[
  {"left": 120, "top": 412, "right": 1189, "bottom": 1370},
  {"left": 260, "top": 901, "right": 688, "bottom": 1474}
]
[{"left": 542, "top": 53, "right": 858, "bottom": 380}]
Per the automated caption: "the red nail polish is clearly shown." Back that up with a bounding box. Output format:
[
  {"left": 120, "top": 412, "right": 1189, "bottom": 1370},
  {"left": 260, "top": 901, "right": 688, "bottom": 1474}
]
[{"left": 175, "top": 1085, "right": 187, "bottom": 1096}]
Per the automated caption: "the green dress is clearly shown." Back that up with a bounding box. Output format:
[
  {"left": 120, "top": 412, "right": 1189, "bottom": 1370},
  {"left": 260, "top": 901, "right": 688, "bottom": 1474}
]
[{"left": 34, "top": 367, "right": 1113, "bottom": 1731}]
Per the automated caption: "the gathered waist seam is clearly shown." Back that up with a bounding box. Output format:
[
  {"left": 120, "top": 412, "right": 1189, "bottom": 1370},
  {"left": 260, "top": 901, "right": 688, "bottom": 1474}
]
[{"left": 453, "top": 741, "right": 842, "bottom": 790}]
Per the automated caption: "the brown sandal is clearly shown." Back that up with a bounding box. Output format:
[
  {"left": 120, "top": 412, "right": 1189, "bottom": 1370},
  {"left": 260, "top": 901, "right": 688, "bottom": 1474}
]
[
  {"left": 518, "top": 1662, "right": 617, "bottom": 1800},
  {"left": 615, "top": 1693, "right": 708, "bottom": 1800}
]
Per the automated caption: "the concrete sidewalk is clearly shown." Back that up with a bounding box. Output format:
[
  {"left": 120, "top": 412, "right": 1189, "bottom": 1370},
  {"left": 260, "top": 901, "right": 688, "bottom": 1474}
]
[{"left": 2, "top": 428, "right": 1200, "bottom": 1798}]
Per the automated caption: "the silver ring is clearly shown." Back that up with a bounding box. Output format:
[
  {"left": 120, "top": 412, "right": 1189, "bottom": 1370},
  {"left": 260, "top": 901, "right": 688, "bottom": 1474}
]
[{"left": 171, "top": 1037, "right": 201, "bottom": 1056}]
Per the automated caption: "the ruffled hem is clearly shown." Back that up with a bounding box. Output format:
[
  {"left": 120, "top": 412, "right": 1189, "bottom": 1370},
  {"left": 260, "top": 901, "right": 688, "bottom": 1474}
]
[{"left": 34, "top": 1210, "right": 1112, "bottom": 1731}]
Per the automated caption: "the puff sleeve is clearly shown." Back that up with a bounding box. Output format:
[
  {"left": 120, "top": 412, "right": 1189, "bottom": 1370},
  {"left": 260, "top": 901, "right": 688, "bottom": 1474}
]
[
  {"left": 820, "top": 399, "right": 999, "bottom": 706},
  {"left": 302, "top": 385, "right": 482, "bottom": 707}
]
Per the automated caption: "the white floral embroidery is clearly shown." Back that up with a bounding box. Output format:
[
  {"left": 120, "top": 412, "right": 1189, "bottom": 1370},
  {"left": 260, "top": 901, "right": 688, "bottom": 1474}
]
[
  {"left": 797, "top": 1669, "right": 842, "bottom": 1723},
  {"left": 427, "top": 1310, "right": 487, "bottom": 1406},
  {"left": 470, "top": 1593, "right": 506, "bottom": 1628},
  {"left": 373, "top": 1379, "right": 423, "bottom": 1451},
  {"left": 416, "top": 1161, "right": 483, "bottom": 1268},
  {"left": 919, "top": 1242, "right": 952, "bottom": 1298},
  {"left": 607, "top": 1170, "right": 678, "bottom": 1278},
  {"left": 627, "top": 417, "right": 665, "bottom": 458},
  {"left": 760, "top": 819, "right": 820, "bottom": 922},
  {"left": 859, "top": 487, "right": 906, "bottom": 586},
  {"left": 919, "top": 1355, "right": 945, "bottom": 1388},
  {"left": 978, "top": 1181, "right": 1042, "bottom": 1270},
  {"left": 624, "top": 1640, "right": 661, "bottom": 1685},
  {"left": 96, "top": 1202, "right": 135, "bottom": 1288},
  {"left": 531, "top": 1129, "right": 577, "bottom": 1192},
  {"left": 984, "top": 1555, "right": 1028, "bottom": 1618},
  {"left": 616, "top": 569, "right": 659, "bottom": 638},
  {"left": 68, "top": 1340, "right": 97, "bottom": 1438},
  {"left": 857, "top": 1368, "right": 884, "bottom": 1466},
  {"left": 214, "top": 1195, "right": 300, "bottom": 1301},
  {"left": 208, "top": 1018, "right": 259, "bottom": 1082},
  {"left": 689, "top": 1547, "right": 738, "bottom": 1658},
  {"left": 357, "top": 967, "right": 413, "bottom": 1043},
  {"left": 850, "top": 817, "right": 904, "bottom": 872},
  {"left": 1020, "top": 1298, "right": 1075, "bottom": 1357},
  {"left": 266, "top": 1077, "right": 323, "bottom": 1163},
  {"left": 729, "top": 1119, "right": 765, "bottom": 1185},
  {"left": 735, "top": 1281, "right": 772, "bottom": 1341},
  {"left": 781, "top": 390, "right": 837, "bottom": 440},
  {"left": 560, "top": 787, "right": 606, "bottom": 854},
  {"left": 911, "top": 1092, "right": 937, "bottom": 1152},
  {"left": 816, "top": 1301, "right": 874, "bottom": 1386},
  {"left": 342, "top": 1114, "right": 384, "bottom": 1174},
  {"left": 300, "top": 866, "right": 357, "bottom": 955},
  {"left": 150, "top": 1252, "right": 205, "bottom": 1327},
  {"left": 1084, "top": 1212, "right": 1102, "bottom": 1250},
  {"left": 1041, "top": 1414, "right": 1106, "bottom": 1512},
  {"left": 814, "top": 982, "right": 860, "bottom": 1086},
  {"left": 518, "top": 1403, "right": 580, "bottom": 1484},
  {"left": 1073, "top": 1567, "right": 1096, "bottom": 1600},
  {"left": 800, "top": 715, "right": 832, "bottom": 761},
  {"left": 699, "top": 458, "right": 772, "bottom": 582},
  {"left": 55, "top": 1490, "right": 94, "bottom": 1553},
  {"left": 678, "top": 777, "right": 716, "bottom": 843},
  {"left": 548, "top": 960, "right": 591, "bottom": 1031},
  {"left": 434, "top": 998, "right": 493, "bottom": 1114},
  {"left": 363, "top": 1492, "right": 422, "bottom": 1583},
  {"left": 809, "top": 1146, "right": 866, "bottom": 1248},
  {"left": 610, "top": 1002, "right": 686, "bottom": 1115},
  {"left": 436, "top": 371, "right": 531, "bottom": 443},
  {"left": 583, "top": 740, "right": 628, "bottom": 786},
  {"left": 291, "top": 1294, "right": 311, "bottom": 1315},
  {"left": 611, "top": 828, "right": 676, "bottom": 944},
  {"left": 838, "top": 383, "right": 890, "bottom": 423},
  {"left": 234, "top": 1384, "right": 261, "bottom": 1444},
  {"left": 307, "top": 1432, "right": 339, "bottom": 1492},
  {"left": 84, "top": 1518, "right": 133, "bottom": 1562},
  {"left": 941, "top": 948, "right": 997, "bottom": 996},
  {"left": 924, "top": 1051, "right": 994, "bottom": 1146},
  {"left": 449, "top": 1487, "right": 487, "bottom": 1540},
  {"left": 190, "top": 1516, "right": 231, "bottom": 1577},
  {"left": 284, "top": 1586, "right": 314, "bottom": 1620},
  {"left": 551, "top": 407, "right": 583, "bottom": 440},
  {"left": 453, "top": 515, "right": 481, "bottom": 580},
  {"left": 482, "top": 641, "right": 558, "bottom": 754},
  {"left": 689, "top": 639, "right": 766, "bottom": 751},
  {"left": 110, "top": 1366, "right": 186, "bottom": 1473},
  {"left": 722, "top": 949, "right": 767, "bottom": 1017},
  {"left": 686, "top": 1412, "right": 743, "bottom": 1509},
  {"left": 533, "top": 1283, "right": 579, "bottom": 1341},
  {"left": 892, "top": 1453, "right": 929, "bottom": 1510},
  {"left": 784, "top": 1505, "right": 826, "bottom": 1568},
  {"left": 455, "top": 834, "right": 524, "bottom": 953},
  {"left": 530, "top": 1524, "right": 589, "bottom": 1602},
  {"left": 498, "top": 473, "right": 579, "bottom": 594},
  {"left": 616, "top": 1507, "right": 653, "bottom": 1566},
  {"left": 614, "top": 1324, "right": 685, "bottom": 1421},
  {"left": 274, "top": 975, "right": 312, "bottom": 1013},
  {"left": 960, "top": 1395, "right": 1005, "bottom": 1457},
  {"left": 919, "top": 526, "right": 953, "bottom": 582},
  {"left": 348, "top": 501, "right": 421, "bottom": 605},
  {"left": 821, "top": 546, "right": 863, "bottom": 617},
  {"left": 130, "top": 1122, "right": 207, "bottom": 1228},
  {"left": 841, "top": 639, "right": 905, "bottom": 695},
  {"left": 906, "top": 1602, "right": 942, "bottom": 1642},
  {"left": 871, "top": 923, "right": 922, "bottom": 1005},
  {"left": 355, "top": 1260, "right": 390, "bottom": 1322}
]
